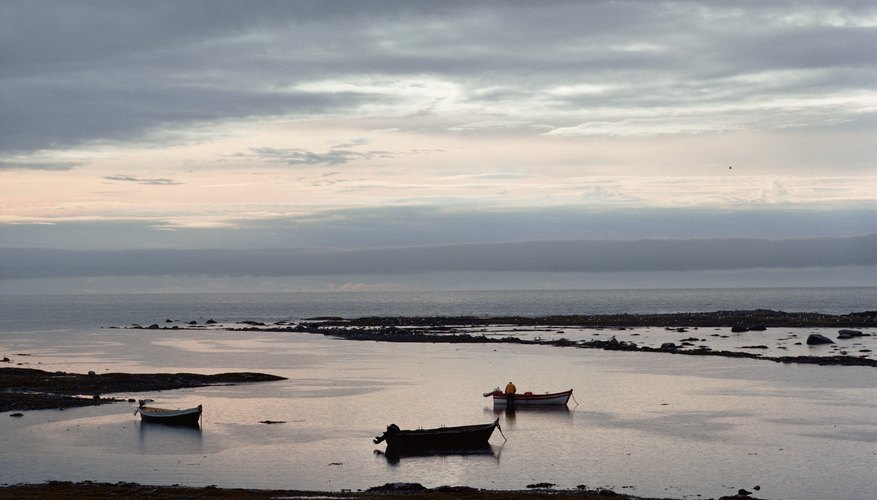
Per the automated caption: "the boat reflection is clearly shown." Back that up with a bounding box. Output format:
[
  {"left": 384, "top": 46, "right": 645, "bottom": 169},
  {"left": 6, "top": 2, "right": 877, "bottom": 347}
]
[
  {"left": 138, "top": 419, "right": 203, "bottom": 454},
  {"left": 485, "top": 405, "right": 573, "bottom": 429},
  {"left": 374, "top": 445, "right": 499, "bottom": 466},
  {"left": 487, "top": 405, "right": 572, "bottom": 417}
]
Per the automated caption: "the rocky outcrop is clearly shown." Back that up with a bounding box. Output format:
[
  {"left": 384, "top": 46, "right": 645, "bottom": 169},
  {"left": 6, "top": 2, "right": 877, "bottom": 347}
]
[
  {"left": 0, "top": 368, "right": 287, "bottom": 412},
  {"left": 807, "top": 334, "right": 834, "bottom": 345}
]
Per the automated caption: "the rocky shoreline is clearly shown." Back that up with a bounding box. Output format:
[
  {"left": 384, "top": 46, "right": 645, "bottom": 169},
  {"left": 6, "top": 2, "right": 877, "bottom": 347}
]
[
  {"left": 0, "top": 480, "right": 763, "bottom": 499},
  {"left": 0, "top": 367, "right": 286, "bottom": 413},
  {"left": 207, "top": 310, "right": 876, "bottom": 367},
  {"left": 302, "top": 309, "right": 877, "bottom": 328}
]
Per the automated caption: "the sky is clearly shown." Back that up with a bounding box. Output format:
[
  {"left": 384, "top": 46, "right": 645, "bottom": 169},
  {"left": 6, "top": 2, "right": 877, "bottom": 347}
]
[{"left": 1, "top": 0, "right": 876, "bottom": 293}]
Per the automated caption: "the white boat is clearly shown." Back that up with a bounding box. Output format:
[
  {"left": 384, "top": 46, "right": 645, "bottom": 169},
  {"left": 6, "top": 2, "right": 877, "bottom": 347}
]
[
  {"left": 483, "top": 388, "right": 573, "bottom": 407},
  {"left": 135, "top": 400, "right": 202, "bottom": 426}
]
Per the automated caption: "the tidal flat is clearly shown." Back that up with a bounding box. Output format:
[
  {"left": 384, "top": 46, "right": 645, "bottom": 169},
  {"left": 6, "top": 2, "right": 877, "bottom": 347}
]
[{"left": 2, "top": 309, "right": 875, "bottom": 500}]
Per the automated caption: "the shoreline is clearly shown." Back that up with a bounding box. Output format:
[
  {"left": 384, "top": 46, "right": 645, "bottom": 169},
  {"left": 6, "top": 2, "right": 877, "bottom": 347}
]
[
  {"left": 0, "top": 480, "right": 763, "bottom": 499},
  {"left": 0, "top": 368, "right": 286, "bottom": 413},
  {"left": 207, "top": 310, "right": 876, "bottom": 367}
]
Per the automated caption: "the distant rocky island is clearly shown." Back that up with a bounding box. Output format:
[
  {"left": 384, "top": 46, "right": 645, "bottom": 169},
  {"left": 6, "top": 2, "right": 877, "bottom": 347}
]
[{"left": 119, "top": 310, "right": 877, "bottom": 367}]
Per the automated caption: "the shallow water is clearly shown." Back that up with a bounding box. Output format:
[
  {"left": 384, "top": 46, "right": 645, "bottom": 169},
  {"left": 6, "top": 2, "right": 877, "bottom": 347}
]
[{"left": 2, "top": 325, "right": 876, "bottom": 500}]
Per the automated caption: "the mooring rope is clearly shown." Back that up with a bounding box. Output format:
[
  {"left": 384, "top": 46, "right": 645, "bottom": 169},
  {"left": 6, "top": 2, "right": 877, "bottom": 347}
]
[
  {"left": 496, "top": 420, "right": 508, "bottom": 441},
  {"left": 571, "top": 392, "right": 580, "bottom": 406}
]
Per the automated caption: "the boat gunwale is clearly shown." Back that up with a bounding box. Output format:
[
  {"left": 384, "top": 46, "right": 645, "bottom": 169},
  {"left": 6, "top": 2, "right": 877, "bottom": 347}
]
[{"left": 489, "top": 388, "right": 572, "bottom": 405}]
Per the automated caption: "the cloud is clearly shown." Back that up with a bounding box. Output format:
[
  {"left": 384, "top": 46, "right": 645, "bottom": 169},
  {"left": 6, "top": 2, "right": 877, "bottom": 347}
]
[
  {"left": 1, "top": 0, "right": 874, "bottom": 276},
  {"left": 245, "top": 146, "right": 394, "bottom": 166},
  {"left": 104, "top": 175, "right": 180, "bottom": 185},
  {"left": 2, "top": 206, "right": 875, "bottom": 251},
  {"left": 1, "top": 235, "right": 874, "bottom": 280},
  {"left": 0, "top": 160, "right": 80, "bottom": 171},
  {"left": 2, "top": 1, "right": 875, "bottom": 156}
]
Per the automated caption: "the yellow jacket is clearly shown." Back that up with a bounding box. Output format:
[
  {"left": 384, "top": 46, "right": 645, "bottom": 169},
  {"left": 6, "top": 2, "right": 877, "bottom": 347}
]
[{"left": 505, "top": 382, "right": 516, "bottom": 394}]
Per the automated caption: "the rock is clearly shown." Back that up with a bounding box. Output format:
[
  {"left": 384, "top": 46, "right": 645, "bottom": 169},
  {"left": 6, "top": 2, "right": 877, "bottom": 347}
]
[
  {"left": 837, "top": 329, "right": 863, "bottom": 339},
  {"left": 660, "top": 342, "right": 677, "bottom": 350},
  {"left": 206, "top": 319, "right": 218, "bottom": 325},
  {"left": 731, "top": 325, "right": 749, "bottom": 332},
  {"left": 807, "top": 334, "right": 834, "bottom": 345},
  {"left": 188, "top": 321, "right": 198, "bottom": 325},
  {"left": 838, "top": 329, "right": 863, "bottom": 337},
  {"left": 367, "top": 483, "right": 426, "bottom": 492},
  {"left": 2, "top": 357, "right": 10, "bottom": 363},
  {"left": 526, "top": 482, "right": 556, "bottom": 489},
  {"left": 433, "top": 486, "right": 479, "bottom": 493},
  {"left": 738, "top": 488, "right": 752, "bottom": 496},
  {"left": 10, "top": 412, "right": 24, "bottom": 417}
]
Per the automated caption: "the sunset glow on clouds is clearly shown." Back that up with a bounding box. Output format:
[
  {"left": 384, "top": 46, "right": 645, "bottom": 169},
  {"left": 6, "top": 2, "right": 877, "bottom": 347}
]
[{"left": 1, "top": 1, "right": 875, "bottom": 292}]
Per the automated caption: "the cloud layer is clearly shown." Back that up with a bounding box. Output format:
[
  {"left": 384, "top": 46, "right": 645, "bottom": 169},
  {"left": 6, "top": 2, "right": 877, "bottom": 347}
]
[
  {"left": 3, "top": 1, "right": 876, "bottom": 156},
  {"left": 2, "top": 235, "right": 874, "bottom": 280},
  {"left": 1, "top": 2, "right": 874, "bottom": 292}
]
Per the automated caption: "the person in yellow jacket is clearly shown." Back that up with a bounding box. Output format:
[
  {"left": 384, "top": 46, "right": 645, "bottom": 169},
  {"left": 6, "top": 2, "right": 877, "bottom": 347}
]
[{"left": 505, "top": 381, "right": 517, "bottom": 408}]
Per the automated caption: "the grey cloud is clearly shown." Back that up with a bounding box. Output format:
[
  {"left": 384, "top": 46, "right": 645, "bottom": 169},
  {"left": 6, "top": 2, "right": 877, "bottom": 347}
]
[
  {"left": 1, "top": 235, "right": 874, "bottom": 280},
  {"left": 104, "top": 175, "right": 180, "bottom": 185},
  {"left": 3, "top": 1, "right": 875, "bottom": 155},
  {"left": 0, "top": 160, "right": 80, "bottom": 171},
  {"left": 247, "top": 146, "right": 394, "bottom": 166},
  {"left": 1, "top": 81, "right": 366, "bottom": 153},
  {"left": 1, "top": 206, "right": 875, "bottom": 251}
]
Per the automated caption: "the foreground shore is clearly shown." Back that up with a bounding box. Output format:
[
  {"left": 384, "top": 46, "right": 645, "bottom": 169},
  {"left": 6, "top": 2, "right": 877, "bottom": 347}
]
[{"left": 0, "top": 481, "right": 763, "bottom": 500}]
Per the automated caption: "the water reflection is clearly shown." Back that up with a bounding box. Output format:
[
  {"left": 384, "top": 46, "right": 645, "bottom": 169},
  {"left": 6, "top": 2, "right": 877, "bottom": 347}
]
[
  {"left": 374, "top": 445, "right": 500, "bottom": 466},
  {"left": 485, "top": 405, "right": 573, "bottom": 429},
  {"left": 138, "top": 421, "right": 203, "bottom": 454}
]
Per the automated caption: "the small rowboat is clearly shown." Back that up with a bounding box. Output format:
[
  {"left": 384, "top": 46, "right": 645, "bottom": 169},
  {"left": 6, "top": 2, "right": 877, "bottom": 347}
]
[
  {"left": 136, "top": 400, "right": 202, "bottom": 426},
  {"left": 484, "top": 388, "right": 573, "bottom": 407},
  {"left": 374, "top": 418, "right": 500, "bottom": 453}
]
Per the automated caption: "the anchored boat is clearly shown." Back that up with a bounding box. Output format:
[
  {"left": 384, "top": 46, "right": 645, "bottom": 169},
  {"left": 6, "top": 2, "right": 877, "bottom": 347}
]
[
  {"left": 374, "top": 418, "right": 501, "bottom": 453},
  {"left": 484, "top": 388, "right": 573, "bottom": 407},
  {"left": 135, "top": 400, "right": 202, "bottom": 426}
]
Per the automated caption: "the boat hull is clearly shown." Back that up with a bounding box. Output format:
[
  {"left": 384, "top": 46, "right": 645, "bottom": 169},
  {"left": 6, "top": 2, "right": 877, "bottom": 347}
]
[
  {"left": 375, "top": 419, "right": 499, "bottom": 453},
  {"left": 489, "top": 389, "right": 572, "bottom": 407},
  {"left": 138, "top": 405, "right": 202, "bottom": 426}
]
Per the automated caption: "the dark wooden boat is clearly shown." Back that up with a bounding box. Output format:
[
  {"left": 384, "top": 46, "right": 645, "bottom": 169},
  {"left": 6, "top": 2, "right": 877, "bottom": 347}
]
[
  {"left": 136, "top": 400, "right": 202, "bottom": 426},
  {"left": 374, "top": 418, "right": 500, "bottom": 452}
]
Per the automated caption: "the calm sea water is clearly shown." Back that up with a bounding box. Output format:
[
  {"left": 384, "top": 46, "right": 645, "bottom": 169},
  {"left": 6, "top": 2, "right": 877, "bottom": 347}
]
[
  {"left": 2, "top": 287, "right": 875, "bottom": 332},
  {"left": 1, "top": 288, "right": 876, "bottom": 499}
]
